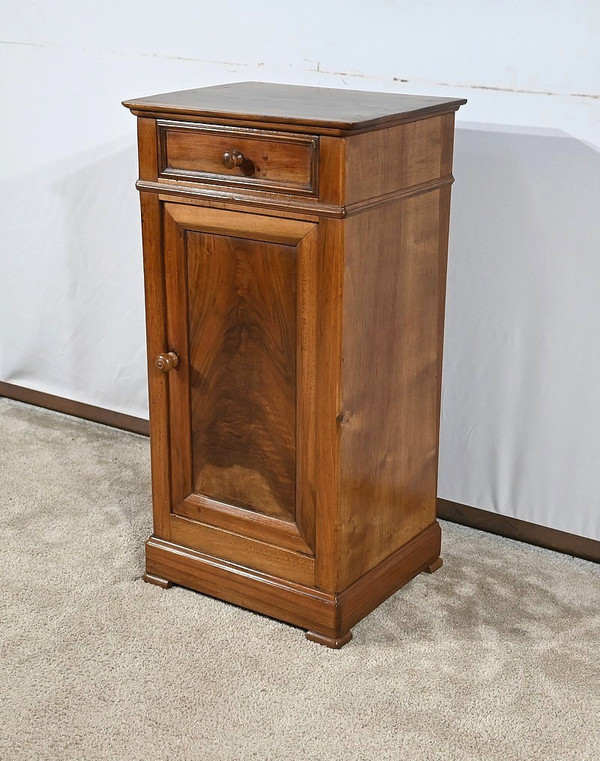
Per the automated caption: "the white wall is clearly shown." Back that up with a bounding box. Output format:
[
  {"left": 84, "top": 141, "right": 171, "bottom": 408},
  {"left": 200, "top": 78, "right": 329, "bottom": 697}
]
[{"left": 1, "top": 1, "right": 599, "bottom": 539}]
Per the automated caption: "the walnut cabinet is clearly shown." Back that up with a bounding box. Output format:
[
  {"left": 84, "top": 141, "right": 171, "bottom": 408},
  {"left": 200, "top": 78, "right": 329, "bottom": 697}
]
[{"left": 123, "top": 82, "right": 466, "bottom": 647}]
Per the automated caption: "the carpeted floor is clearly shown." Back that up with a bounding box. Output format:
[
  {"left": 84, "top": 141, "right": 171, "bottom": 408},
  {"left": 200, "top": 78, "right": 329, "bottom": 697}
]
[{"left": 1, "top": 398, "right": 599, "bottom": 761}]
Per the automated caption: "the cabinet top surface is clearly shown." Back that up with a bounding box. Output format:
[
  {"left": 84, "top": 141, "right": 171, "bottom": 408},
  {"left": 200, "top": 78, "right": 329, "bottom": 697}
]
[{"left": 122, "top": 81, "right": 466, "bottom": 133}]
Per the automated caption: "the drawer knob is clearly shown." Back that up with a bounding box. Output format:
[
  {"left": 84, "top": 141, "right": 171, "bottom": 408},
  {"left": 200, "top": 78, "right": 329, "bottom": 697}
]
[
  {"left": 155, "top": 352, "right": 179, "bottom": 373},
  {"left": 222, "top": 150, "right": 255, "bottom": 177},
  {"left": 222, "top": 149, "right": 244, "bottom": 169}
]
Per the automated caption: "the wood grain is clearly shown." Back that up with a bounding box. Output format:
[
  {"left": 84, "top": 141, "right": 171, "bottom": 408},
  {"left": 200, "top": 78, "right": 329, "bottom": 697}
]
[
  {"left": 145, "top": 535, "right": 336, "bottom": 633},
  {"left": 139, "top": 191, "right": 171, "bottom": 540},
  {"left": 139, "top": 175, "right": 453, "bottom": 220},
  {"left": 175, "top": 494, "right": 312, "bottom": 555},
  {"left": 337, "top": 522, "right": 441, "bottom": 632},
  {"left": 433, "top": 114, "right": 456, "bottom": 524},
  {"left": 7, "top": 378, "right": 593, "bottom": 565},
  {"left": 158, "top": 120, "right": 317, "bottom": 194},
  {"left": 161, "top": 204, "right": 317, "bottom": 557},
  {"left": 154, "top": 185, "right": 326, "bottom": 222},
  {"left": 163, "top": 205, "right": 193, "bottom": 509},
  {"left": 142, "top": 572, "right": 172, "bottom": 588},
  {"left": 123, "top": 82, "right": 466, "bottom": 135},
  {"left": 169, "top": 515, "right": 315, "bottom": 586},
  {"left": 7, "top": 376, "right": 594, "bottom": 565},
  {"left": 336, "top": 191, "right": 445, "bottom": 589},
  {"left": 344, "top": 115, "right": 448, "bottom": 204},
  {"left": 144, "top": 521, "right": 441, "bottom": 648},
  {"left": 137, "top": 117, "right": 159, "bottom": 181},
  {"left": 294, "top": 225, "right": 318, "bottom": 552},
  {"left": 187, "top": 231, "right": 297, "bottom": 520},
  {"left": 164, "top": 202, "right": 314, "bottom": 243},
  {"left": 423, "top": 557, "right": 443, "bottom": 574},
  {"left": 305, "top": 631, "right": 352, "bottom": 649},
  {"left": 317, "top": 136, "right": 345, "bottom": 206},
  {"left": 129, "top": 85, "right": 467, "bottom": 644},
  {"left": 314, "top": 217, "right": 345, "bottom": 591}
]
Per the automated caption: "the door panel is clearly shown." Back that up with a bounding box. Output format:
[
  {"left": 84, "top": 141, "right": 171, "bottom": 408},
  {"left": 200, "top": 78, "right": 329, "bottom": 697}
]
[
  {"left": 187, "top": 231, "right": 297, "bottom": 520},
  {"left": 161, "top": 203, "right": 317, "bottom": 566}
]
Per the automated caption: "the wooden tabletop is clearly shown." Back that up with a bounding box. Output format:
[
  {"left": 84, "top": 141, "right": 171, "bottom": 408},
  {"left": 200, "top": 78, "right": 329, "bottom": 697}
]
[{"left": 123, "top": 81, "right": 466, "bottom": 134}]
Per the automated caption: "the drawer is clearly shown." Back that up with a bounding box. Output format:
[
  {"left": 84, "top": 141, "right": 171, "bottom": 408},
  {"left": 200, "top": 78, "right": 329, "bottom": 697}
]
[{"left": 157, "top": 120, "right": 318, "bottom": 195}]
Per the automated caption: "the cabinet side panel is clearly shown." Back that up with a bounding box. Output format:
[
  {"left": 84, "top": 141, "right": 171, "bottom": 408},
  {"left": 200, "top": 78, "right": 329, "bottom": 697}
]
[
  {"left": 344, "top": 116, "right": 445, "bottom": 205},
  {"left": 337, "top": 191, "right": 447, "bottom": 588},
  {"left": 435, "top": 113, "right": 456, "bottom": 478}
]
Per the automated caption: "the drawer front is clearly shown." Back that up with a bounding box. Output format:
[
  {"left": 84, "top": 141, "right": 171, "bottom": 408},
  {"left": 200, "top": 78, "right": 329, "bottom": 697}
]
[{"left": 157, "top": 120, "right": 318, "bottom": 195}]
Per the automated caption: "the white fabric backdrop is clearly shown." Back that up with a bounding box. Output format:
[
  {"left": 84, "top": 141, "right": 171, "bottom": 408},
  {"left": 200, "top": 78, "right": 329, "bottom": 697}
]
[{"left": 1, "top": 0, "right": 599, "bottom": 539}]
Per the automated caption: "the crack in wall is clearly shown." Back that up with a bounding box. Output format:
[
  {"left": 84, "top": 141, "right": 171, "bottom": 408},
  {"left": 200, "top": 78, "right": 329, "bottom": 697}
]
[{"left": 1, "top": 40, "right": 598, "bottom": 100}]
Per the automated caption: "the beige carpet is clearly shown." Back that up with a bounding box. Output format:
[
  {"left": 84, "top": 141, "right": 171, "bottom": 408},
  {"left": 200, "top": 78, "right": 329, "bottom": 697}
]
[{"left": 1, "top": 398, "right": 599, "bottom": 760}]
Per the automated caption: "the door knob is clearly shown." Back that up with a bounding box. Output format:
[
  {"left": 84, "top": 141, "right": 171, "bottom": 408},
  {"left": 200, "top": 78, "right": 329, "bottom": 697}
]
[{"left": 155, "top": 352, "right": 179, "bottom": 373}]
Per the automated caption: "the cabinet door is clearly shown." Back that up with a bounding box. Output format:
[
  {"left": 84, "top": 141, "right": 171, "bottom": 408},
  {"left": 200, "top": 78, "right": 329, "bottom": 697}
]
[{"left": 157, "top": 203, "right": 318, "bottom": 577}]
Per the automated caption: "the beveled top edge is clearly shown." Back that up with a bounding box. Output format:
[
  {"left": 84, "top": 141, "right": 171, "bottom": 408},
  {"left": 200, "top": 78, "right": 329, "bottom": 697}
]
[{"left": 122, "top": 81, "right": 467, "bottom": 133}]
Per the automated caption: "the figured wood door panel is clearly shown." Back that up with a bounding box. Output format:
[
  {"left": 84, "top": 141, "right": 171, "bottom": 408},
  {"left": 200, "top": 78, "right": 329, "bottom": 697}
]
[
  {"left": 162, "top": 204, "right": 317, "bottom": 561},
  {"left": 186, "top": 231, "right": 296, "bottom": 520}
]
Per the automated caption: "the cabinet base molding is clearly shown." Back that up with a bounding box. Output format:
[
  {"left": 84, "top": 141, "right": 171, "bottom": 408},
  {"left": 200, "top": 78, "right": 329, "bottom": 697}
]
[{"left": 144, "top": 522, "right": 441, "bottom": 648}]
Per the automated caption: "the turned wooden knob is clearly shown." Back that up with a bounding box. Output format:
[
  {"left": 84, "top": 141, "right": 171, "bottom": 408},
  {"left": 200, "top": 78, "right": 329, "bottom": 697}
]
[
  {"left": 222, "top": 149, "right": 255, "bottom": 177},
  {"left": 222, "top": 150, "right": 245, "bottom": 169},
  {"left": 155, "top": 352, "right": 179, "bottom": 373}
]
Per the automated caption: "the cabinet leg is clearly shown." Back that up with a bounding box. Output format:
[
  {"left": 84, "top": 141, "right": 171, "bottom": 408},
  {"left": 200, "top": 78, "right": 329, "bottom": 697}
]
[
  {"left": 143, "top": 572, "right": 173, "bottom": 589},
  {"left": 305, "top": 630, "right": 353, "bottom": 649},
  {"left": 422, "top": 557, "right": 443, "bottom": 574}
]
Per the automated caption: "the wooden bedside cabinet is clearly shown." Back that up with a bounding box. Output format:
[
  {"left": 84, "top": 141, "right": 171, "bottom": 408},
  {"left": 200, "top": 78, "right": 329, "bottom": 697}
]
[{"left": 123, "top": 82, "right": 466, "bottom": 648}]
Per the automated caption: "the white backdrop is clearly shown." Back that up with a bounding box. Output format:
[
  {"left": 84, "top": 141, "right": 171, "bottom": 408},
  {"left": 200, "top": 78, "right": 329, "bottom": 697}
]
[{"left": 1, "top": 1, "right": 599, "bottom": 539}]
